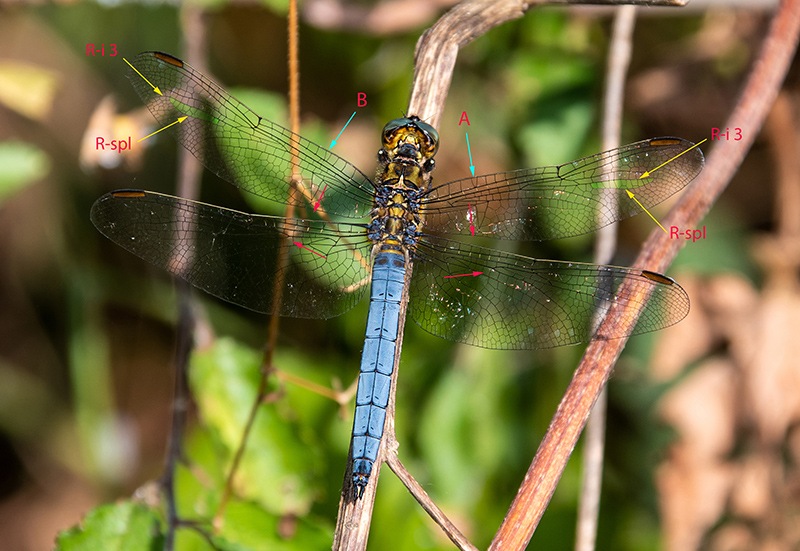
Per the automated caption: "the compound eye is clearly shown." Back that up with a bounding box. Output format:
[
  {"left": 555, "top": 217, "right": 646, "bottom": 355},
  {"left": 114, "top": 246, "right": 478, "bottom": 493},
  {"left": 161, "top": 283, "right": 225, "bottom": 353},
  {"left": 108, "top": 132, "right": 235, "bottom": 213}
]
[
  {"left": 414, "top": 119, "right": 439, "bottom": 144},
  {"left": 411, "top": 118, "right": 439, "bottom": 155},
  {"left": 382, "top": 117, "right": 412, "bottom": 140}
]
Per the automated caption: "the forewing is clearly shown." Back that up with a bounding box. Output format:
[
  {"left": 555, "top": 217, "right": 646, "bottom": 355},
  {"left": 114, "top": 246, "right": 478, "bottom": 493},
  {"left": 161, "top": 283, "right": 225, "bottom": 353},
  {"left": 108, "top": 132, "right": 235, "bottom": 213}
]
[
  {"left": 127, "top": 52, "right": 375, "bottom": 219},
  {"left": 423, "top": 137, "right": 704, "bottom": 241}
]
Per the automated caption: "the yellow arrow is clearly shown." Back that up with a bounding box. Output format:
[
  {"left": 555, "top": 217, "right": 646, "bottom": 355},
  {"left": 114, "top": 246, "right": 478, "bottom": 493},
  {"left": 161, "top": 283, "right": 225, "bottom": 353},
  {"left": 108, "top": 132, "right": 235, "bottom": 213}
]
[
  {"left": 626, "top": 190, "right": 667, "bottom": 233},
  {"left": 123, "top": 57, "right": 163, "bottom": 96},
  {"left": 639, "top": 138, "right": 707, "bottom": 179},
  {"left": 138, "top": 116, "right": 188, "bottom": 143}
]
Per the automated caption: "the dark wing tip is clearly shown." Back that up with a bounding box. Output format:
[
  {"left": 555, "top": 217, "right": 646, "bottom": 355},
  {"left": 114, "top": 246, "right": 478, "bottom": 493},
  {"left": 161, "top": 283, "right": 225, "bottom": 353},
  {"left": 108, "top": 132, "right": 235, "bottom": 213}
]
[
  {"left": 151, "top": 51, "right": 184, "bottom": 68},
  {"left": 641, "top": 270, "right": 675, "bottom": 285},
  {"left": 110, "top": 189, "right": 147, "bottom": 198}
]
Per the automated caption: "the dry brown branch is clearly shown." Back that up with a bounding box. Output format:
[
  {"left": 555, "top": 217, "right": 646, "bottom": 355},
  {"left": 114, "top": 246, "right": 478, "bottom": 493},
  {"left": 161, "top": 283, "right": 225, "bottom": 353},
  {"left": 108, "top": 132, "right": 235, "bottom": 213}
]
[
  {"left": 386, "top": 454, "right": 479, "bottom": 551},
  {"left": 409, "top": 0, "right": 687, "bottom": 125},
  {"left": 302, "top": 0, "right": 686, "bottom": 36},
  {"left": 490, "top": 0, "right": 800, "bottom": 548}
]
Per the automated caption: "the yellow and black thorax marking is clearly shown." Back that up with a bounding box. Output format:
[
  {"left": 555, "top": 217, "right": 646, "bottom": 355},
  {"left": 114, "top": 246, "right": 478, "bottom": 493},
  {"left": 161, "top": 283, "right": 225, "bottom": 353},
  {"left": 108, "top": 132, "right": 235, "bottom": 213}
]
[{"left": 367, "top": 116, "right": 439, "bottom": 254}]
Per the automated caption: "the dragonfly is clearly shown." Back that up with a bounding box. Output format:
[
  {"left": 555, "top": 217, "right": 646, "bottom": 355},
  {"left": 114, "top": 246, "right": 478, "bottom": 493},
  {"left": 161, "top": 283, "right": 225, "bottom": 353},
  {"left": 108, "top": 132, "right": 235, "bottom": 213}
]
[{"left": 91, "top": 51, "right": 704, "bottom": 499}]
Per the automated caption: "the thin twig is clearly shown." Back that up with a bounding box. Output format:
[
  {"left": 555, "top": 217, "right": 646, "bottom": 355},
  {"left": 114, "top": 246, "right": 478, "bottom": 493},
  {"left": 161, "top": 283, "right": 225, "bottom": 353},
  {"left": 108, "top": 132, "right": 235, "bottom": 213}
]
[
  {"left": 576, "top": 6, "right": 636, "bottom": 551},
  {"left": 162, "top": 5, "right": 208, "bottom": 549},
  {"left": 162, "top": 282, "right": 194, "bottom": 551},
  {"left": 385, "top": 453, "right": 479, "bottom": 551},
  {"left": 409, "top": 0, "right": 530, "bottom": 125},
  {"left": 757, "top": 94, "right": 800, "bottom": 286},
  {"left": 490, "top": 0, "right": 800, "bottom": 548},
  {"left": 214, "top": 0, "right": 303, "bottom": 525},
  {"left": 766, "top": 93, "right": 800, "bottom": 241}
]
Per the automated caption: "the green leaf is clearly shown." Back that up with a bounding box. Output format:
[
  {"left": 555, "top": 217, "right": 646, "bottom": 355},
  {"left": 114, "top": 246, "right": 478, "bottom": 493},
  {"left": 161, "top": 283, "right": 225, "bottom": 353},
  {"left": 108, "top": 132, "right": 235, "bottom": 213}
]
[
  {"left": 190, "top": 338, "right": 322, "bottom": 515},
  {"left": 215, "top": 499, "right": 332, "bottom": 550},
  {"left": 55, "top": 501, "right": 162, "bottom": 551}
]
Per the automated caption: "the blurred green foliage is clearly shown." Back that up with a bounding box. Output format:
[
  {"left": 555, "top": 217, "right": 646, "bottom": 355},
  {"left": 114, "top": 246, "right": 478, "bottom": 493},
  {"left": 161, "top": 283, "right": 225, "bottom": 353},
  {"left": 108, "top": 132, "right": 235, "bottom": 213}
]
[
  {"left": 0, "top": 142, "right": 49, "bottom": 203},
  {"left": 0, "top": 1, "right": 761, "bottom": 550}
]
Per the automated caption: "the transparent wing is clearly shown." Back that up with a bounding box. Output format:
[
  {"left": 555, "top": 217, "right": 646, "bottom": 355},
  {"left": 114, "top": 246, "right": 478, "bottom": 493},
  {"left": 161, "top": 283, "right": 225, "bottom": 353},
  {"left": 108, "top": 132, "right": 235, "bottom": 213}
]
[
  {"left": 91, "top": 190, "right": 373, "bottom": 318},
  {"left": 409, "top": 236, "right": 689, "bottom": 350},
  {"left": 127, "top": 51, "right": 375, "bottom": 219},
  {"left": 423, "top": 137, "right": 704, "bottom": 241}
]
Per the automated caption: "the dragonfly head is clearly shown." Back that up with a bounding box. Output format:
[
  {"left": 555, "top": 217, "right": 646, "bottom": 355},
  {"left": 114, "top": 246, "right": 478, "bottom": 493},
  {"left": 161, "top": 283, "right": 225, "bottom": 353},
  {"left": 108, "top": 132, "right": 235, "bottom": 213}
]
[{"left": 380, "top": 116, "right": 439, "bottom": 170}]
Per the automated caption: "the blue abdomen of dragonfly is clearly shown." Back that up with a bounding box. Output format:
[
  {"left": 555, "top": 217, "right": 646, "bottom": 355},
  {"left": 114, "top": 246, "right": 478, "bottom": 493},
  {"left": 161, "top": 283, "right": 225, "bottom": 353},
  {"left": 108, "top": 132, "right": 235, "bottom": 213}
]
[{"left": 351, "top": 116, "right": 438, "bottom": 498}]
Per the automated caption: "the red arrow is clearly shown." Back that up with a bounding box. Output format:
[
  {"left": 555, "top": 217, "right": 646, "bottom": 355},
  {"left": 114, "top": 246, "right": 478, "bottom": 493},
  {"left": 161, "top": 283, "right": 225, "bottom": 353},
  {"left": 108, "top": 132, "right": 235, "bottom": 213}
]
[
  {"left": 292, "top": 241, "right": 327, "bottom": 259},
  {"left": 313, "top": 183, "right": 328, "bottom": 212},
  {"left": 467, "top": 203, "right": 476, "bottom": 236},
  {"left": 444, "top": 271, "right": 483, "bottom": 279}
]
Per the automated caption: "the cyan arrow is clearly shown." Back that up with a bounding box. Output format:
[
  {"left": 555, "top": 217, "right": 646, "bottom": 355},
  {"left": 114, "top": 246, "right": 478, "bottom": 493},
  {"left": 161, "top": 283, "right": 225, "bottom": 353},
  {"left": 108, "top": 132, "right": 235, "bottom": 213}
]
[
  {"left": 329, "top": 111, "right": 357, "bottom": 149},
  {"left": 465, "top": 132, "right": 475, "bottom": 176}
]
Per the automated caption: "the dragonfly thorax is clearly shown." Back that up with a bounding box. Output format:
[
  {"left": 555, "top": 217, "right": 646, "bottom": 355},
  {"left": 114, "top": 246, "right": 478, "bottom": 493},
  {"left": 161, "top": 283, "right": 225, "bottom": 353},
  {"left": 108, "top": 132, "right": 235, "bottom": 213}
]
[
  {"left": 368, "top": 117, "right": 438, "bottom": 252},
  {"left": 368, "top": 181, "right": 423, "bottom": 249}
]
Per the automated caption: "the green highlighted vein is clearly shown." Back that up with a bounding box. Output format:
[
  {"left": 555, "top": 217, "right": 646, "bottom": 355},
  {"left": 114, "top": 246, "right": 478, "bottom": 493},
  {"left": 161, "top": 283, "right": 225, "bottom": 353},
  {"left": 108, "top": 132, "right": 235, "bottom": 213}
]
[
  {"left": 590, "top": 179, "right": 648, "bottom": 190},
  {"left": 168, "top": 97, "right": 219, "bottom": 124}
]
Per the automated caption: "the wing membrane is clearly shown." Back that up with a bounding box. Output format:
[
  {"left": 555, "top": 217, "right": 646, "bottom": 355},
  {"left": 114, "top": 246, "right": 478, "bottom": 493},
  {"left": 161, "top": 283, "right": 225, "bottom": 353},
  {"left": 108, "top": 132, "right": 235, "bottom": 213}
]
[
  {"left": 409, "top": 236, "right": 689, "bottom": 349},
  {"left": 128, "top": 52, "right": 375, "bottom": 219},
  {"left": 423, "top": 137, "right": 704, "bottom": 241},
  {"left": 91, "top": 190, "right": 372, "bottom": 318}
]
